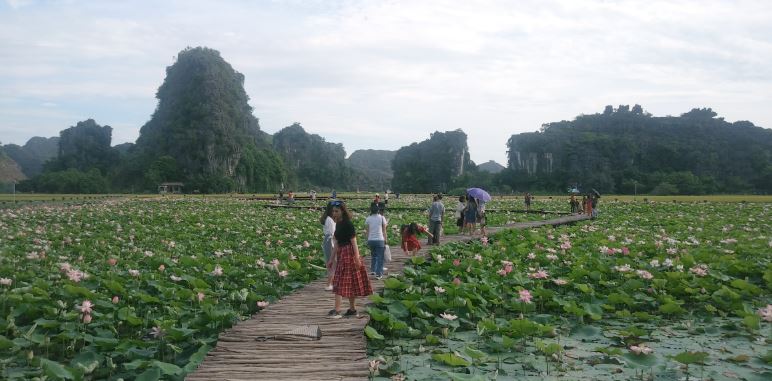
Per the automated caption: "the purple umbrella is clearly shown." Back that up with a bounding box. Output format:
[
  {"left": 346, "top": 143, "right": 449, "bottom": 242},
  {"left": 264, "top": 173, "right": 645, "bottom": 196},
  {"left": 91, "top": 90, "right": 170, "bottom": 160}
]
[{"left": 466, "top": 187, "right": 491, "bottom": 202}]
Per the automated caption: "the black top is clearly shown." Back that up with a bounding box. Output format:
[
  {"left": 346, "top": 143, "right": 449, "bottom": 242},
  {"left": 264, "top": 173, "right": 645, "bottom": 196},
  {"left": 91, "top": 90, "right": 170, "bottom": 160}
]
[{"left": 334, "top": 219, "right": 356, "bottom": 245}]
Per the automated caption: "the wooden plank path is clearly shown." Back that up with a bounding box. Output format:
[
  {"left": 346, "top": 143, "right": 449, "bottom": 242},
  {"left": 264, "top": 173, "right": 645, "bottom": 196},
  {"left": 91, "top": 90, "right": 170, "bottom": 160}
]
[{"left": 187, "top": 213, "right": 589, "bottom": 381}]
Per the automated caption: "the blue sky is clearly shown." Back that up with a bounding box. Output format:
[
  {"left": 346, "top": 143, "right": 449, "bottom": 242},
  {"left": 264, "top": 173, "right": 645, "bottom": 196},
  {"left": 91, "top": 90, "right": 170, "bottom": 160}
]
[{"left": 1, "top": 0, "right": 771, "bottom": 165}]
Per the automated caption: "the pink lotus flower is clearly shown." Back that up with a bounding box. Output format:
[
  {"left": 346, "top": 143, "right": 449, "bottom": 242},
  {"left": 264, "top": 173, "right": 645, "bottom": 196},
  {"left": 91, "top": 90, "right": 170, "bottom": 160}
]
[
  {"left": 67, "top": 269, "right": 85, "bottom": 282},
  {"left": 211, "top": 265, "right": 223, "bottom": 276},
  {"left": 107, "top": 258, "right": 118, "bottom": 266},
  {"left": 527, "top": 253, "right": 536, "bottom": 260},
  {"left": 518, "top": 289, "right": 533, "bottom": 304},
  {"left": 621, "top": 247, "right": 630, "bottom": 255},
  {"left": 452, "top": 277, "right": 462, "bottom": 286},
  {"left": 170, "top": 275, "right": 182, "bottom": 282},
  {"left": 112, "top": 296, "right": 120, "bottom": 304},
  {"left": 128, "top": 269, "right": 140, "bottom": 277},
  {"left": 197, "top": 292, "right": 205, "bottom": 302},
  {"left": 79, "top": 300, "right": 93, "bottom": 314},
  {"left": 0, "top": 278, "right": 11, "bottom": 286},
  {"left": 278, "top": 270, "right": 289, "bottom": 278},
  {"left": 758, "top": 304, "right": 772, "bottom": 322},
  {"left": 629, "top": 344, "right": 653, "bottom": 355},
  {"left": 452, "top": 259, "right": 461, "bottom": 266},
  {"left": 82, "top": 314, "right": 92, "bottom": 324},
  {"left": 59, "top": 262, "right": 72, "bottom": 273},
  {"left": 303, "top": 241, "right": 310, "bottom": 248},
  {"left": 257, "top": 301, "right": 269, "bottom": 308},
  {"left": 529, "top": 270, "right": 549, "bottom": 279},
  {"left": 434, "top": 286, "right": 446, "bottom": 294},
  {"left": 158, "top": 264, "right": 165, "bottom": 272},
  {"left": 497, "top": 269, "right": 508, "bottom": 276},
  {"left": 369, "top": 359, "right": 381, "bottom": 372},
  {"left": 474, "top": 254, "right": 483, "bottom": 262},
  {"left": 440, "top": 312, "right": 457, "bottom": 321},
  {"left": 481, "top": 236, "right": 489, "bottom": 246},
  {"left": 636, "top": 270, "right": 653, "bottom": 280},
  {"left": 689, "top": 264, "right": 708, "bottom": 277},
  {"left": 553, "top": 279, "right": 568, "bottom": 285}
]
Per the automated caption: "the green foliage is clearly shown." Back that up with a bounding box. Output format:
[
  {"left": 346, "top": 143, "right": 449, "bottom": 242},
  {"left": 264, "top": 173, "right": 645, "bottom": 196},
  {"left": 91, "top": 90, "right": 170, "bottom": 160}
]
[
  {"left": 504, "top": 105, "right": 772, "bottom": 194},
  {"left": 134, "top": 46, "right": 284, "bottom": 192},
  {"left": 21, "top": 168, "right": 109, "bottom": 193},
  {"left": 392, "top": 129, "right": 474, "bottom": 193},
  {"left": 272, "top": 123, "right": 353, "bottom": 190}
]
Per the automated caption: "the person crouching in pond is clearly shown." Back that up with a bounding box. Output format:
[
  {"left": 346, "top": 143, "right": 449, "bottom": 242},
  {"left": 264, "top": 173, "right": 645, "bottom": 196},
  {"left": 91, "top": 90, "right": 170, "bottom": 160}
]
[
  {"left": 328, "top": 200, "right": 372, "bottom": 318},
  {"left": 320, "top": 201, "right": 336, "bottom": 291}
]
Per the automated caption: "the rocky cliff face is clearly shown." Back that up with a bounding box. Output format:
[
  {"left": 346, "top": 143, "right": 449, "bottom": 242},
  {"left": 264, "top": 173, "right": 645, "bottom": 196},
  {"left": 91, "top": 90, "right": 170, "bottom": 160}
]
[{"left": 0, "top": 154, "right": 26, "bottom": 183}]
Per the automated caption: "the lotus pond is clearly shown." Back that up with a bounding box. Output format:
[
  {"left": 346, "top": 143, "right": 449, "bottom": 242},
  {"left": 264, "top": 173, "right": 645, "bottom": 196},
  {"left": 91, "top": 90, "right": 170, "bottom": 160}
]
[
  {"left": 0, "top": 195, "right": 547, "bottom": 380},
  {"left": 366, "top": 201, "right": 772, "bottom": 380}
]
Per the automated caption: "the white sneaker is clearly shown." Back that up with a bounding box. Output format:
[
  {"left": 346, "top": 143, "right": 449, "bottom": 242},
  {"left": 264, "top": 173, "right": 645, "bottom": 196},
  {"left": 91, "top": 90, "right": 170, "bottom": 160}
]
[
  {"left": 382, "top": 267, "right": 388, "bottom": 272},
  {"left": 324, "top": 284, "right": 333, "bottom": 291}
]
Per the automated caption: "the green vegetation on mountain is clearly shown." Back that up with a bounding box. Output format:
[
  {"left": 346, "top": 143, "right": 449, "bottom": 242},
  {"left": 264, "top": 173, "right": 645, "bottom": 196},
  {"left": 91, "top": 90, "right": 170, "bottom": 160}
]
[
  {"left": 273, "top": 123, "right": 353, "bottom": 190},
  {"left": 391, "top": 130, "right": 475, "bottom": 193},
  {"left": 347, "top": 149, "right": 396, "bottom": 191},
  {"left": 503, "top": 106, "right": 772, "bottom": 194},
  {"left": 134, "top": 46, "right": 285, "bottom": 193}
]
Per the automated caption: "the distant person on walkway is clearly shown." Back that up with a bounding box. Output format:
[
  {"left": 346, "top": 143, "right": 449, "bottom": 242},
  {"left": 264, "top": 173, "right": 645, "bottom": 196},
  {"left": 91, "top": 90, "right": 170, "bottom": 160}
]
[
  {"left": 331, "top": 189, "right": 337, "bottom": 199},
  {"left": 524, "top": 192, "right": 532, "bottom": 211},
  {"left": 463, "top": 196, "right": 478, "bottom": 235},
  {"left": 591, "top": 194, "right": 599, "bottom": 219},
  {"left": 319, "top": 202, "right": 336, "bottom": 291},
  {"left": 428, "top": 194, "right": 445, "bottom": 244},
  {"left": 569, "top": 194, "right": 578, "bottom": 213},
  {"left": 401, "top": 223, "right": 433, "bottom": 256},
  {"left": 583, "top": 194, "right": 592, "bottom": 216},
  {"left": 477, "top": 199, "right": 487, "bottom": 236},
  {"left": 370, "top": 193, "right": 385, "bottom": 215},
  {"left": 287, "top": 190, "right": 295, "bottom": 204},
  {"left": 364, "top": 204, "right": 388, "bottom": 279},
  {"left": 328, "top": 200, "right": 372, "bottom": 318},
  {"left": 454, "top": 195, "right": 466, "bottom": 229}
]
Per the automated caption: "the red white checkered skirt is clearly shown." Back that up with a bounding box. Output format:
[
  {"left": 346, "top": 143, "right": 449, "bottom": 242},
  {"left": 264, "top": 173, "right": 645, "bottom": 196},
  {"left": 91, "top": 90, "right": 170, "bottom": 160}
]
[{"left": 333, "top": 243, "right": 373, "bottom": 297}]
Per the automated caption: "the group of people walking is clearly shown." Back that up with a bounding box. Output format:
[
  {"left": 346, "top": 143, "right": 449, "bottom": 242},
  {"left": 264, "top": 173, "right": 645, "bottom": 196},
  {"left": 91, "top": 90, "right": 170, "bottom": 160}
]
[{"left": 455, "top": 194, "right": 487, "bottom": 236}]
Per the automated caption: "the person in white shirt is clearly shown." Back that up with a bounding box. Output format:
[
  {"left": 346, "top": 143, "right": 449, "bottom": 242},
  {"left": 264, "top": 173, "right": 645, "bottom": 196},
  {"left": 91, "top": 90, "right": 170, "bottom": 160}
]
[
  {"left": 320, "top": 202, "right": 337, "bottom": 290},
  {"left": 364, "top": 204, "right": 388, "bottom": 279}
]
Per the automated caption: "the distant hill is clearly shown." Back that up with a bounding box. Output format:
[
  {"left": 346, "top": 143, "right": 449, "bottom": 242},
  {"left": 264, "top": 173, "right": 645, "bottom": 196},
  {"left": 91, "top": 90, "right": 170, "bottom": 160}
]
[
  {"left": 1, "top": 136, "right": 59, "bottom": 177},
  {"left": 505, "top": 105, "right": 772, "bottom": 194},
  {"left": 477, "top": 160, "right": 505, "bottom": 174},
  {"left": 0, "top": 148, "right": 27, "bottom": 183},
  {"left": 346, "top": 149, "right": 396, "bottom": 191}
]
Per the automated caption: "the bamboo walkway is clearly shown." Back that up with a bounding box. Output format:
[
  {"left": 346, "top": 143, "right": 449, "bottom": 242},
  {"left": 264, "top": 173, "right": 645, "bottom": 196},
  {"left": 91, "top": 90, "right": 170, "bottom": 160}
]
[{"left": 187, "top": 213, "right": 590, "bottom": 381}]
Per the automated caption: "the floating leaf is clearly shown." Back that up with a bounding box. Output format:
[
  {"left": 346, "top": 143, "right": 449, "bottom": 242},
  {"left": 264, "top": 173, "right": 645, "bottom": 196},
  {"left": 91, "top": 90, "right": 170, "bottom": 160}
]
[
  {"left": 365, "top": 326, "right": 385, "bottom": 340},
  {"left": 672, "top": 351, "right": 709, "bottom": 365},
  {"left": 432, "top": 352, "right": 471, "bottom": 367}
]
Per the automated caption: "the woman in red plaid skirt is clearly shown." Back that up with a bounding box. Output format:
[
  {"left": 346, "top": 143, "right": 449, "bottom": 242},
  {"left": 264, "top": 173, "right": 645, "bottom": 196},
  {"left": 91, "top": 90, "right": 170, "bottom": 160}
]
[{"left": 328, "top": 200, "right": 372, "bottom": 318}]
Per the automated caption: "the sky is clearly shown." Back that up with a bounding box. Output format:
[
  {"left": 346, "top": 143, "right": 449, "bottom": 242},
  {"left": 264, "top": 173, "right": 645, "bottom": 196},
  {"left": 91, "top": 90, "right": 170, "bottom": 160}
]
[{"left": 1, "top": 0, "right": 771, "bottom": 165}]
